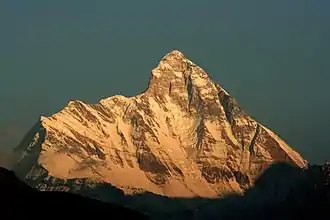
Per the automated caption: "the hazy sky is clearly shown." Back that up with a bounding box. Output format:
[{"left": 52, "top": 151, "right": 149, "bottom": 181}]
[{"left": 0, "top": 1, "right": 329, "bottom": 164}]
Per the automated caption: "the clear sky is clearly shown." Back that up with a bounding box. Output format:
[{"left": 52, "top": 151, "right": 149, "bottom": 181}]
[{"left": 0, "top": 1, "right": 329, "bottom": 164}]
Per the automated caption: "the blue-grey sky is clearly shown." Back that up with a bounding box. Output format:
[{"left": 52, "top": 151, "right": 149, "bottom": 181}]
[{"left": 0, "top": 1, "right": 329, "bottom": 164}]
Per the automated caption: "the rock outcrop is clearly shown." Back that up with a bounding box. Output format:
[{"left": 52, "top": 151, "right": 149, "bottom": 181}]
[{"left": 14, "top": 50, "right": 307, "bottom": 200}]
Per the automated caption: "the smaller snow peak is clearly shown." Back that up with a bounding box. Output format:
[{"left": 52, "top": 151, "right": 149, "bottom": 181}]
[
  {"left": 66, "top": 100, "right": 84, "bottom": 110},
  {"left": 157, "top": 50, "right": 207, "bottom": 79},
  {"left": 147, "top": 50, "right": 222, "bottom": 98},
  {"left": 68, "top": 100, "right": 77, "bottom": 106},
  {"left": 66, "top": 100, "right": 83, "bottom": 111},
  {"left": 68, "top": 100, "right": 87, "bottom": 106},
  {"left": 100, "top": 95, "right": 130, "bottom": 105},
  {"left": 161, "top": 50, "right": 186, "bottom": 61},
  {"left": 152, "top": 50, "right": 192, "bottom": 77}
]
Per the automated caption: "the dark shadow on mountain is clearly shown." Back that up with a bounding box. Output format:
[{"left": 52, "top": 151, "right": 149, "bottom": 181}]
[
  {"left": 0, "top": 167, "right": 149, "bottom": 219},
  {"left": 192, "top": 163, "right": 329, "bottom": 220},
  {"left": 4, "top": 162, "right": 330, "bottom": 220},
  {"left": 13, "top": 120, "right": 45, "bottom": 180},
  {"left": 72, "top": 163, "right": 330, "bottom": 220}
]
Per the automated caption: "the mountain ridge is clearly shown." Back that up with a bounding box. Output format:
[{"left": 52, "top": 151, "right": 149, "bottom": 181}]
[{"left": 14, "top": 50, "right": 306, "bottom": 199}]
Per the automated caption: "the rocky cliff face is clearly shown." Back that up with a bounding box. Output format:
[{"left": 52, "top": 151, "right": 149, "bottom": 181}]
[{"left": 14, "top": 50, "right": 307, "bottom": 198}]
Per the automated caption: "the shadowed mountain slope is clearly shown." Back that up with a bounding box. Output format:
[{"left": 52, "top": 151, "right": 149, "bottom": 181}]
[
  {"left": 0, "top": 167, "right": 149, "bottom": 219},
  {"left": 2, "top": 162, "right": 330, "bottom": 220}
]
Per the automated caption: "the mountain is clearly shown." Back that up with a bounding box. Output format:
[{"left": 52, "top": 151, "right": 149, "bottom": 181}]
[{"left": 13, "top": 50, "right": 306, "bottom": 206}]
